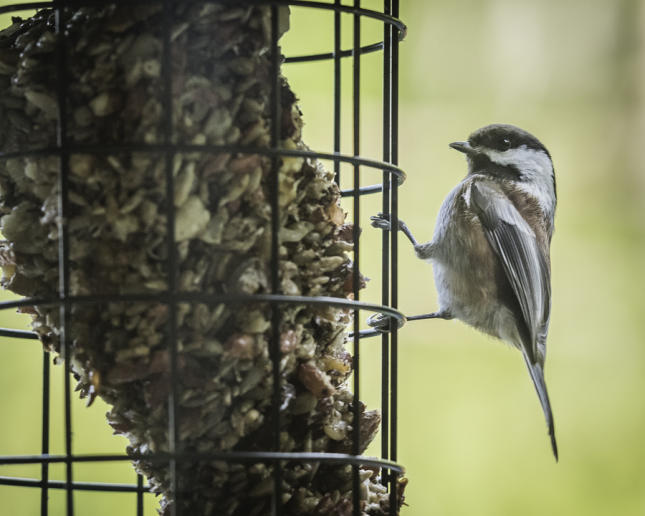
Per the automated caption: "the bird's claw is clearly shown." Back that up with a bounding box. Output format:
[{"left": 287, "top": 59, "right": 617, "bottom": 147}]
[
  {"left": 366, "top": 312, "right": 406, "bottom": 333},
  {"left": 370, "top": 213, "right": 392, "bottom": 231}
]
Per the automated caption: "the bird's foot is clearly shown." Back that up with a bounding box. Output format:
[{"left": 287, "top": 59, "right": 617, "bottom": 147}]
[
  {"left": 366, "top": 310, "right": 453, "bottom": 334},
  {"left": 370, "top": 212, "right": 418, "bottom": 246},
  {"left": 370, "top": 212, "right": 394, "bottom": 231},
  {"left": 366, "top": 312, "right": 406, "bottom": 333}
]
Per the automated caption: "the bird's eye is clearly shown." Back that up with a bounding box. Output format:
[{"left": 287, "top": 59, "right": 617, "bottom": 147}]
[{"left": 501, "top": 137, "right": 512, "bottom": 150}]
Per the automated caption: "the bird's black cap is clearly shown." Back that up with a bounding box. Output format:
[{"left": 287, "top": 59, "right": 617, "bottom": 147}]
[{"left": 467, "top": 123, "right": 550, "bottom": 157}]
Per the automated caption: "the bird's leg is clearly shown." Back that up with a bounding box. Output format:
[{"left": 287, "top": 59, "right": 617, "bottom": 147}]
[
  {"left": 407, "top": 311, "right": 453, "bottom": 322},
  {"left": 370, "top": 212, "right": 436, "bottom": 260},
  {"left": 369, "top": 212, "right": 419, "bottom": 246},
  {"left": 369, "top": 212, "right": 447, "bottom": 333}
]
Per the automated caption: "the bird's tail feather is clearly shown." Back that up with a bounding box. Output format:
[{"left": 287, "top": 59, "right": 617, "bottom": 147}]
[{"left": 523, "top": 356, "right": 558, "bottom": 461}]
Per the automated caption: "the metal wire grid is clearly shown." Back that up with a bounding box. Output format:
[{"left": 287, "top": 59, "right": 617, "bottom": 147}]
[{"left": 0, "top": 1, "right": 407, "bottom": 515}]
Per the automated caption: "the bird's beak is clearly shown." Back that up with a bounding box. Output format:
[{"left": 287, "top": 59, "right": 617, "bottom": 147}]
[{"left": 449, "top": 141, "right": 477, "bottom": 155}]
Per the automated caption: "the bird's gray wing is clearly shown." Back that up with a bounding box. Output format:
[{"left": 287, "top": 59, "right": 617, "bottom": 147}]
[{"left": 470, "top": 181, "right": 551, "bottom": 364}]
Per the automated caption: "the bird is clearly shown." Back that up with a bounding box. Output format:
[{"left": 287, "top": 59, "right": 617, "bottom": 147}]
[{"left": 370, "top": 123, "right": 558, "bottom": 459}]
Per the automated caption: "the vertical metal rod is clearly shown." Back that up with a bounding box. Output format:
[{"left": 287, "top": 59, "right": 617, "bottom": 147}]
[
  {"left": 136, "top": 474, "right": 144, "bottom": 516},
  {"left": 161, "top": 1, "right": 180, "bottom": 514},
  {"left": 380, "top": 0, "right": 392, "bottom": 483},
  {"left": 54, "top": 4, "right": 73, "bottom": 515},
  {"left": 269, "top": 6, "right": 283, "bottom": 516},
  {"left": 389, "top": 1, "right": 400, "bottom": 512},
  {"left": 40, "top": 351, "right": 50, "bottom": 516},
  {"left": 333, "top": 0, "right": 341, "bottom": 186},
  {"left": 352, "top": 1, "right": 361, "bottom": 514}
]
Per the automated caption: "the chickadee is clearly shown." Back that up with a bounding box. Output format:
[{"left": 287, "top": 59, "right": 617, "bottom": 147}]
[{"left": 371, "top": 123, "right": 558, "bottom": 459}]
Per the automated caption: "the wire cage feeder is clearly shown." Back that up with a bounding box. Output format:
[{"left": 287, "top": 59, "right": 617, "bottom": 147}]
[{"left": 0, "top": 1, "right": 407, "bottom": 515}]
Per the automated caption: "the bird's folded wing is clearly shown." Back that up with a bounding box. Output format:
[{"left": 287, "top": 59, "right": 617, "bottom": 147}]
[{"left": 470, "top": 180, "right": 551, "bottom": 364}]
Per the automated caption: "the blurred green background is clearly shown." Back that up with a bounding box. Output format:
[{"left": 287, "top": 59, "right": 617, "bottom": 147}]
[{"left": 1, "top": 1, "right": 644, "bottom": 515}]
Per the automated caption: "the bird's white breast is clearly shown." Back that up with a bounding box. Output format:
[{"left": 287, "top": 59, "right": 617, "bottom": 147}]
[{"left": 485, "top": 146, "right": 556, "bottom": 218}]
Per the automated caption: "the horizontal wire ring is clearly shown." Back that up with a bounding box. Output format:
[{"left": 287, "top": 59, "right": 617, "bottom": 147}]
[
  {"left": 0, "top": 144, "right": 406, "bottom": 184},
  {"left": 0, "top": 475, "right": 148, "bottom": 493},
  {"left": 0, "top": 144, "right": 405, "bottom": 199},
  {"left": 0, "top": 293, "right": 406, "bottom": 324},
  {"left": 0, "top": 1, "right": 407, "bottom": 40},
  {"left": 0, "top": 451, "right": 404, "bottom": 473},
  {"left": 0, "top": 2, "right": 406, "bottom": 66}
]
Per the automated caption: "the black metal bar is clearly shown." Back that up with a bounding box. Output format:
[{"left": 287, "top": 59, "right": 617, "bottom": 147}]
[
  {"left": 352, "top": 1, "right": 361, "bottom": 514},
  {"left": 40, "top": 351, "right": 50, "bottom": 516},
  {"left": 333, "top": 0, "right": 341, "bottom": 186},
  {"left": 389, "top": 0, "right": 400, "bottom": 512},
  {"left": 0, "top": 328, "right": 39, "bottom": 339},
  {"left": 269, "top": 6, "right": 283, "bottom": 516},
  {"left": 0, "top": 476, "right": 151, "bottom": 493},
  {"left": 53, "top": 2, "right": 73, "bottom": 514},
  {"left": 340, "top": 184, "right": 384, "bottom": 197},
  {"left": 4, "top": 324, "right": 399, "bottom": 342},
  {"left": 348, "top": 328, "right": 383, "bottom": 340},
  {"left": 161, "top": 1, "right": 180, "bottom": 515},
  {"left": 287, "top": 41, "right": 383, "bottom": 63},
  {"left": 0, "top": 452, "right": 405, "bottom": 473},
  {"left": 136, "top": 475, "right": 144, "bottom": 515},
  {"left": 381, "top": 0, "right": 392, "bottom": 485},
  {"left": 0, "top": 2, "right": 51, "bottom": 13}
]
